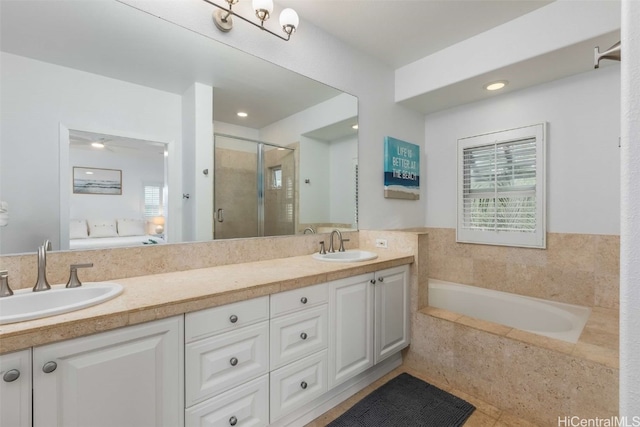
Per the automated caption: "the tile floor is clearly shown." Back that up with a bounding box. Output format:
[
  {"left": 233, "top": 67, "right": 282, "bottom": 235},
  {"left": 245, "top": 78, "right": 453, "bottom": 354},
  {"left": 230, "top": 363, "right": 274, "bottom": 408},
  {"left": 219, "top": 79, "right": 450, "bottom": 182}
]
[{"left": 305, "top": 366, "right": 540, "bottom": 427}]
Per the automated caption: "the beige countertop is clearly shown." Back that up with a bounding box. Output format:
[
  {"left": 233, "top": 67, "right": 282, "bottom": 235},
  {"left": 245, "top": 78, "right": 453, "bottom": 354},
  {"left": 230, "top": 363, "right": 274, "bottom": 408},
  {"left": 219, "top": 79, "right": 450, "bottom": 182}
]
[{"left": 0, "top": 252, "right": 413, "bottom": 354}]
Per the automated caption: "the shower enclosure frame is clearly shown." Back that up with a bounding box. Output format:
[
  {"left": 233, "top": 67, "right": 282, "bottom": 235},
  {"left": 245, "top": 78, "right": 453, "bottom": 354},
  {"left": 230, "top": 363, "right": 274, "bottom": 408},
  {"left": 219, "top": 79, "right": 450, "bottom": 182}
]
[{"left": 213, "top": 133, "right": 296, "bottom": 239}]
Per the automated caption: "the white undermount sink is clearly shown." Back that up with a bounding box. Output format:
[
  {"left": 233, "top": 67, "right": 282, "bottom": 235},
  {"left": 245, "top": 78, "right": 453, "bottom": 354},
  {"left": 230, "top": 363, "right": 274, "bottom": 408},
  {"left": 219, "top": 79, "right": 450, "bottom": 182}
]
[
  {"left": 0, "top": 282, "right": 123, "bottom": 325},
  {"left": 312, "top": 249, "right": 378, "bottom": 263}
]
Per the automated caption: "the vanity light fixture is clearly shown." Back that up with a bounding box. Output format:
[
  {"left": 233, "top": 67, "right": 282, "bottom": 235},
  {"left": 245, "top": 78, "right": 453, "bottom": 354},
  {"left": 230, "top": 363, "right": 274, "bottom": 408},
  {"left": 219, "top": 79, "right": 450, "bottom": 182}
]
[
  {"left": 91, "top": 142, "right": 105, "bottom": 148},
  {"left": 237, "top": 111, "right": 248, "bottom": 117},
  {"left": 484, "top": 80, "right": 508, "bottom": 91},
  {"left": 352, "top": 124, "right": 359, "bottom": 130},
  {"left": 204, "top": 0, "right": 299, "bottom": 41},
  {"left": 85, "top": 171, "right": 94, "bottom": 175}
]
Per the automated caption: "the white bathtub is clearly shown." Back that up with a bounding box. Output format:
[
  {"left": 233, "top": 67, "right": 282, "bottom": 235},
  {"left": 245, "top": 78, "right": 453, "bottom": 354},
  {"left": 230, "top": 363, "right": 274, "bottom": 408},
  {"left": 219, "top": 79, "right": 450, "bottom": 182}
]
[{"left": 428, "top": 279, "right": 591, "bottom": 343}]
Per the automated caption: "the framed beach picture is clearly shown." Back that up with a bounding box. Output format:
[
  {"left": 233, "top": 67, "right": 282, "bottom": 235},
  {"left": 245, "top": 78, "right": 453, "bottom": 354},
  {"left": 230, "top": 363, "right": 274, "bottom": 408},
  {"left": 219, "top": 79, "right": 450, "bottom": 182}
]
[
  {"left": 383, "top": 137, "right": 420, "bottom": 200},
  {"left": 73, "top": 167, "right": 122, "bottom": 195}
]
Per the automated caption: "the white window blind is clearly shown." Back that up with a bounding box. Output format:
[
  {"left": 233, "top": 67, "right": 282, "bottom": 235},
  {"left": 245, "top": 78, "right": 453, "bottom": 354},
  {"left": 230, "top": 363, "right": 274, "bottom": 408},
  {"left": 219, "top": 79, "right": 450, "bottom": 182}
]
[
  {"left": 457, "top": 124, "right": 546, "bottom": 248},
  {"left": 144, "top": 185, "right": 162, "bottom": 217}
]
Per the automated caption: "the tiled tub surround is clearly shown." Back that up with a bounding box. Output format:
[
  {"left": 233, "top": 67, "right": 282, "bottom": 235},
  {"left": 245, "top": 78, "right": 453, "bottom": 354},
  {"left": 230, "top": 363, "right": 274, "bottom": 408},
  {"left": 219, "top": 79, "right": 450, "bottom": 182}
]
[
  {"left": 426, "top": 228, "right": 620, "bottom": 309},
  {"left": 404, "top": 228, "right": 619, "bottom": 425}
]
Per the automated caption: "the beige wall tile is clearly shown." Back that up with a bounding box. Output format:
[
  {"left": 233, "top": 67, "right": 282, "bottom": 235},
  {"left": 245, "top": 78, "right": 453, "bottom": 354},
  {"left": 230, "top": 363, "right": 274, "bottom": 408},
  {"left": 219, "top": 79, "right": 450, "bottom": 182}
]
[{"left": 594, "top": 274, "right": 620, "bottom": 309}]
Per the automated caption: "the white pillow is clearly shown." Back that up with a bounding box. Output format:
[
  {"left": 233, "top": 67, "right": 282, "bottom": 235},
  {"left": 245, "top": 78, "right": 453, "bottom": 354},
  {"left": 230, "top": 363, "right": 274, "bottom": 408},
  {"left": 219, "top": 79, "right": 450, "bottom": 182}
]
[
  {"left": 117, "top": 219, "right": 146, "bottom": 237},
  {"left": 70, "top": 219, "right": 88, "bottom": 239},
  {"left": 87, "top": 219, "right": 118, "bottom": 238}
]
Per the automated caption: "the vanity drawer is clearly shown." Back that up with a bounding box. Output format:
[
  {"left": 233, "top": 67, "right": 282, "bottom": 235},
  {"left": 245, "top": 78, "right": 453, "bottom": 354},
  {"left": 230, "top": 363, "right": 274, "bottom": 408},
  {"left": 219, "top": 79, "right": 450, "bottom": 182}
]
[
  {"left": 270, "top": 304, "right": 328, "bottom": 370},
  {"left": 270, "top": 283, "right": 328, "bottom": 317},
  {"left": 186, "top": 296, "right": 269, "bottom": 342},
  {"left": 185, "top": 322, "right": 269, "bottom": 407},
  {"left": 270, "top": 349, "right": 328, "bottom": 422},
  {"left": 185, "top": 374, "right": 269, "bottom": 427}
]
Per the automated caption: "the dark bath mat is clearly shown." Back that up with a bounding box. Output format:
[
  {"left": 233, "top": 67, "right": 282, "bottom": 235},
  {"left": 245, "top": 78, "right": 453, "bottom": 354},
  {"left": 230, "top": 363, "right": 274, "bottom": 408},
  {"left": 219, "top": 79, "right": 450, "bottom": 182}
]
[{"left": 327, "top": 373, "right": 475, "bottom": 427}]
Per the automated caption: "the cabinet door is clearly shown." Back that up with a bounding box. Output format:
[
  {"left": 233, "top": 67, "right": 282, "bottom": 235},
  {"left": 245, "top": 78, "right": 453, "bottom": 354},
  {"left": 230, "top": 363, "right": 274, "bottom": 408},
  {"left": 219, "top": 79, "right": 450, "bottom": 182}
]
[
  {"left": 0, "top": 349, "right": 32, "bottom": 427},
  {"left": 33, "top": 316, "right": 184, "bottom": 427},
  {"left": 374, "top": 265, "right": 410, "bottom": 364},
  {"left": 328, "top": 273, "right": 374, "bottom": 390}
]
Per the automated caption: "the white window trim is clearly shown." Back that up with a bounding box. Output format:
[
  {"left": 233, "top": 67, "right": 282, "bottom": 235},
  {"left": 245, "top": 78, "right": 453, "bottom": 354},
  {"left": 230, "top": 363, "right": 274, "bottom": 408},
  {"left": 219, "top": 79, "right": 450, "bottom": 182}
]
[{"left": 456, "top": 123, "right": 547, "bottom": 249}]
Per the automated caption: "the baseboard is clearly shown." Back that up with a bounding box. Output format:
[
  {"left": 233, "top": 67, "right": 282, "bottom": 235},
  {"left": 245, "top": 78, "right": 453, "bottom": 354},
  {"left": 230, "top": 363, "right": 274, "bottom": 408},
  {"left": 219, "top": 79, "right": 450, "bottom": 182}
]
[{"left": 270, "top": 352, "right": 403, "bottom": 427}]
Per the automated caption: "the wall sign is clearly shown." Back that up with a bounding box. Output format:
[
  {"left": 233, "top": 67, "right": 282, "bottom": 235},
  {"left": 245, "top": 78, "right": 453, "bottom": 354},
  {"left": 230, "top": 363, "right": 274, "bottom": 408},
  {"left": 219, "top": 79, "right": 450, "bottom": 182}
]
[{"left": 383, "top": 136, "right": 420, "bottom": 200}]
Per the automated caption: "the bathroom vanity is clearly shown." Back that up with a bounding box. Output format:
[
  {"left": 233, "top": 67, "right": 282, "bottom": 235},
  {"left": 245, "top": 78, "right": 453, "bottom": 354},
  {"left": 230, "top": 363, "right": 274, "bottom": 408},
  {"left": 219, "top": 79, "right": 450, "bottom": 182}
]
[{"left": 0, "top": 253, "right": 412, "bottom": 427}]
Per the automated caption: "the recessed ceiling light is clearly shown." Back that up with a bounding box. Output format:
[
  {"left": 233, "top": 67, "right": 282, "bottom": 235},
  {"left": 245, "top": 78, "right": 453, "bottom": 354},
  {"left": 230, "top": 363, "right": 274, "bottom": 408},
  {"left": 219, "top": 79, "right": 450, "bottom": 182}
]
[
  {"left": 352, "top": 124, "right": 359, "bottom": 130},
  {"left": 484, "top": 80, "right": 508, "bottom": 91},
  {"left": 91, "top": 142, "right": 105, "bottom": 148},
  {"left": 237, "top": 112, "right": 248, "bottom": 118}
]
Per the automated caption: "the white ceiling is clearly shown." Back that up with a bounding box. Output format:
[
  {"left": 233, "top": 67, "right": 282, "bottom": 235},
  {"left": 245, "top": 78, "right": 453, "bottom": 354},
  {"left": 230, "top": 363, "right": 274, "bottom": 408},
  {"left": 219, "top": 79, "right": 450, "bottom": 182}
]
[{"left": 277, "top": 0, "right": 554, "bottom": 68}]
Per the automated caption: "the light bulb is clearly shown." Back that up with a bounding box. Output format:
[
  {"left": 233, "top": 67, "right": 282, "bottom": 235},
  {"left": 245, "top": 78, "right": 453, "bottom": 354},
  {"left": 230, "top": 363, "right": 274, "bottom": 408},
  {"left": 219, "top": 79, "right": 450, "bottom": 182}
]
[
  {"left": 253, "top": 0, "right": 273, "bottom": 21},
  {"left": 279, "top": 8, "right": 299, "bottom": 35}
]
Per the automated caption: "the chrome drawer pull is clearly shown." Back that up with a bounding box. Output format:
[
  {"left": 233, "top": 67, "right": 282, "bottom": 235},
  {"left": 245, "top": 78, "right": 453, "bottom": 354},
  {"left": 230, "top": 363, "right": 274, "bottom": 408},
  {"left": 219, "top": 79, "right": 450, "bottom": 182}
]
[
  {"left": 229, "top": 314, "right": 238, "bottom": 323},
  {"left": 229, "top": 416, "right": 238, "bottom": 426},
  {"left": 3, "top": 369, "right": 20, "bottom": 382},
  {"left": 42, "top": 361, "right": 57, "bottom": 374},
  {"left": 300, "top": 332, "right": 308, "bottom": 340},
  {"left": 300, "top": 297, "right": 308, "bottom": 304},
  {"left": 230, "top": 357, "right": 238, "bottom": 366},
  {"left": 300, "top": 381, "right": 308, "bottom": 389}
]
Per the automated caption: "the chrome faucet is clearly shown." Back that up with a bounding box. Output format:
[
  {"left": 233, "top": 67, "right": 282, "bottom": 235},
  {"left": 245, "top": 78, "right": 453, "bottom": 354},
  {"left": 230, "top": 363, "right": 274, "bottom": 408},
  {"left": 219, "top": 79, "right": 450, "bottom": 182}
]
[
  {"left": 303, "top": 227, "right": 316, "bottom": 234},
  {"left": 0, "top": 270, "right": 13, "bottom": 297},
  {"left": 328, "top": 229, "right": 345, "bottom": 253},
  {"left": 33, "top": 239, "right": 52, "bottom": 292}
]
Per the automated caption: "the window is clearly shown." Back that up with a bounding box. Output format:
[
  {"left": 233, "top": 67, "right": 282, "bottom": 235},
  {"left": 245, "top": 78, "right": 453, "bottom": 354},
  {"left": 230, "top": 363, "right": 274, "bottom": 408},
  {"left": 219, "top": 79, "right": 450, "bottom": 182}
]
[
  {"left": 143, "top": 184, "right": 163, "bottom": 217},
  {"left": 270, "top": 166, "right": 282, "bottom": 189},
  {"left": 457, "top": 123, "right": 546, "bottom": 248}
]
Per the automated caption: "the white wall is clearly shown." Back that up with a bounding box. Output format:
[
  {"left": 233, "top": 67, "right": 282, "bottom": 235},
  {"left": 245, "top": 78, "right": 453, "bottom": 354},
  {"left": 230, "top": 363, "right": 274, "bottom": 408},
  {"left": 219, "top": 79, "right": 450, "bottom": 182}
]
[
  {"left": 424, "top": 66, "right": 621, "bottom": 235},
  {"left": 69, "top": 148, "right": 164, "bottom": 220},
  {"left": 121, "top": 0, "right": 427, "bottom": 231},
  {"left": 0, "top": 52, "right": 182, "bottom": 254},
  {"left": 182, "top": 83, "right": 214, "bottom": 242},
  {"left": 620, "top": 0, "right": 640, "bottom": 417}
]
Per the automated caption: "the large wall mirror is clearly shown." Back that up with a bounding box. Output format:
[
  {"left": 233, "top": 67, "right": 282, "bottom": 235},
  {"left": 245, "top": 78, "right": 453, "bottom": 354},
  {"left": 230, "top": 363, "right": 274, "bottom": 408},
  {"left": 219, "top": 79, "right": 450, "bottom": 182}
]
[{"left": 0, "top": 0, "right": 358, "bottom": 255}]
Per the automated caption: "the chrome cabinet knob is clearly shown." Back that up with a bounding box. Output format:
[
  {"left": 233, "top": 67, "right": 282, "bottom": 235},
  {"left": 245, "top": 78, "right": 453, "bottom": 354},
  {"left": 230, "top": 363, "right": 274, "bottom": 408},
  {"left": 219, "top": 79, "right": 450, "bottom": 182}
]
[
  {"left": 42, "top": 361, "right": 57, "bottom": 373},
  {"left": 300, "top": 332, "right": 308, "bottom": 340},
  {"left": 3, "top": 369, "right": 20, "bottom": 382},
  {"left": 229, "top": 314, "right": 238, "bottom": 323},
  {"left": 230, "top": 357, "right": 238, "bottom": 366},
  {"left": 377, "top": 277, "right": 384, "bottom": 283},
  {"left": 229, "top": 416, "right": 238, "bottom": 426},
  {"left": 300, "top": 297, "right": 308, "bottom": 304},
  {"left": 370, "top": 279, "right": 376, "bottom": 284},
  {"left": 300, "top": 381, "right": 308, "bottom": 389}
]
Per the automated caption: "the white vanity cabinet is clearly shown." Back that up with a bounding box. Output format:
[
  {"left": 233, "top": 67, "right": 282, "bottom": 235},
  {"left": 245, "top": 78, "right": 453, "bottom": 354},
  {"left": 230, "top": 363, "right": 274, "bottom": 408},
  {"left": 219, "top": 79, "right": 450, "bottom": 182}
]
[
  {"left": 185, "top": 296, "right": 270, "bottom": 427},
  {"left": 373, "top": 266, "right": 411, "bottom": 364},
  {"left": 0, "top": 348, "right": 32, "bottom": 427},
  {"left": 32, "top": 315, "right": 184, "bottom": 427},
  {"left": 328, "top": 265, "right": 410, "bottom": 389},
  {"left": 269, "top": 283, "right": 329, "bottom": 422}
]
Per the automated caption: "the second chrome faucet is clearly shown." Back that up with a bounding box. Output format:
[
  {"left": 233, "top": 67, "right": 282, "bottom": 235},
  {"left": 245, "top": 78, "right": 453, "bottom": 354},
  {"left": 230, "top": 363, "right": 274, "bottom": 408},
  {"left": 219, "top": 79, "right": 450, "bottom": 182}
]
[{"left": 328, "top": 229, "right": 349, "bottom": 253}]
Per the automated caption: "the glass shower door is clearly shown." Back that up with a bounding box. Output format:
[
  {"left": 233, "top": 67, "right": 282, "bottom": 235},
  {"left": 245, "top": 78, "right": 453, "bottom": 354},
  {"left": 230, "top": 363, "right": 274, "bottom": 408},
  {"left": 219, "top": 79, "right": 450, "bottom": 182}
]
[{"left": 214, "top": 135, "right": 259, "bottom": 239}]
